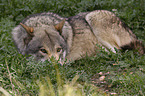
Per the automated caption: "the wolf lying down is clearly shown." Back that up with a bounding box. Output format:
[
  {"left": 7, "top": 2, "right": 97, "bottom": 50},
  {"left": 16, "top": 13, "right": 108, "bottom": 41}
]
[{"left": 12, "top": 10, "right": 145, "bottom": 64}]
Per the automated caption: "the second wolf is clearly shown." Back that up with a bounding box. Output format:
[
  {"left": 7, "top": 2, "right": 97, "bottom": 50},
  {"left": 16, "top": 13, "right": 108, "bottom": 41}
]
[{"left": 12, "top": 10, "right": 145, "bottom": 64}]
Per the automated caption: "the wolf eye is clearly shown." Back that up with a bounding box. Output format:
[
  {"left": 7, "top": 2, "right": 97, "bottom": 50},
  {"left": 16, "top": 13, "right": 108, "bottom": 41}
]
[
  {"left": 57, "top": 48, "right": 62, "bottom": 53},
  {"left": 40, "top": 48, "right": 47, "bottom": 54}
]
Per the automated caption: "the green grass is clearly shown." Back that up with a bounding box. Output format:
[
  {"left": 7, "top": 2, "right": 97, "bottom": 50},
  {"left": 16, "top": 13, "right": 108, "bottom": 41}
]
[{"left": 0, "top": 0, "right": 145, "bottom": 95}]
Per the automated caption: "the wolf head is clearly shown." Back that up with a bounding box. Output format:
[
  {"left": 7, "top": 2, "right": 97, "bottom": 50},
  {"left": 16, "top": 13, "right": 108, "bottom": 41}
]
[{"left": 17, "top": 19, "right": 68, "bottom": 64}]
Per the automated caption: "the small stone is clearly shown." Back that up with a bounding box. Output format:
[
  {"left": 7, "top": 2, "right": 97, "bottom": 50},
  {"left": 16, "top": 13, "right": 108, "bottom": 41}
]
[
  {"left": 99, "top": 72, "right": 103, "bottom": 75},
  {"left": 99, "top": 76, "right": 105, "bottom": 81}
]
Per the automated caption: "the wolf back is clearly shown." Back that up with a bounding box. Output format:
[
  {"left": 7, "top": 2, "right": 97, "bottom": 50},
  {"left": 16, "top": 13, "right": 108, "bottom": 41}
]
[{"left": 12, "top": 10, "right": 145, "bottom": 64}]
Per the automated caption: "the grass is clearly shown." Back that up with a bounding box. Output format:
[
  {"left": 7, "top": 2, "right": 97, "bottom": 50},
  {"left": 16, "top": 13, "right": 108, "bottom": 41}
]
[{"left": 0, "top": 0, "right": 145, "bottom": 95}]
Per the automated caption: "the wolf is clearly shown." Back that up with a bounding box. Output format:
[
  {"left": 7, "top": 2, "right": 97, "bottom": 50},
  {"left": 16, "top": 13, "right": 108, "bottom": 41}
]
[{"left": 12, "top": 10, "right": 145, "bottom": 64}]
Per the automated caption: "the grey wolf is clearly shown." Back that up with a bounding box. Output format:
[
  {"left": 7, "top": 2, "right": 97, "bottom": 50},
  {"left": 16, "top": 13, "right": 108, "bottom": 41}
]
[{"left": 12, "top": 10, "right": 145, "bottom": 64}]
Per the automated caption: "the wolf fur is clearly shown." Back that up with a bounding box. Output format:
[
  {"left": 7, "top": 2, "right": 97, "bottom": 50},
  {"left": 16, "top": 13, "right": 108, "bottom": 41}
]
[{"left": 12, "top": 10, "right": 145, "bottom": 64}]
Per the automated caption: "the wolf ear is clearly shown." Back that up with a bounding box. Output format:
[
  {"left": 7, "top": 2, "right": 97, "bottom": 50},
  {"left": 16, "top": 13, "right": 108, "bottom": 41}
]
[
  {"left": 20, "top": 23, "right": 34, "bottom": 36},
  {"left": 20, "top": 23, "right": 34, "bottom": 45},
  {"left": 54, "top": 19, "right": 65, "bottom": 35}
]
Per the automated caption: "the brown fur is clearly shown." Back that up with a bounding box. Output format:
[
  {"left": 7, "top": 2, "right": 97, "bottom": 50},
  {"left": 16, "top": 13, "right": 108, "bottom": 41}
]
[{"left": 121, "top": 40, "right": 145, "bottom": 54}]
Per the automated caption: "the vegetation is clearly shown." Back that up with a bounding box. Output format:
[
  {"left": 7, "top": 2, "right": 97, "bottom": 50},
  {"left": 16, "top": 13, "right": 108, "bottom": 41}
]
[{"left": 0, "top": 0, "right": 144, "bottom": 95}]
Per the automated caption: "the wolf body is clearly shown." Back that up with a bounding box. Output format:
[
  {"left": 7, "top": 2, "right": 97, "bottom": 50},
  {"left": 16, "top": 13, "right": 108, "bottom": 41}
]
[{"left": 12, "top": 10, "right": 145, "bottom": 64}]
